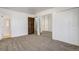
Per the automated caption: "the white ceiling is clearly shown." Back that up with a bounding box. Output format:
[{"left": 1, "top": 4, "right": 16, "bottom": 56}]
[{"left": 1, "top": 7, "right": 53, "bottom": 14}]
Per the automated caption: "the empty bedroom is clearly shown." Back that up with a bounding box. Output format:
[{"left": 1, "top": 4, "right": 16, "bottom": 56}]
[{"left": 0, "top": 7, "right": 79, "bottom": 51}]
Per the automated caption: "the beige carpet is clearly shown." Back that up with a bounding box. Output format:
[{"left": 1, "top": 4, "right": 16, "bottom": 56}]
[{"left": 0, "top": 31, "right": 79, "bottom": 51}]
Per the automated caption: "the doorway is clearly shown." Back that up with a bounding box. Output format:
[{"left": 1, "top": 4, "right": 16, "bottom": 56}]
[
  {"left": 28, "top": 17, "right": 34, "bottom": 34},
  {"left": 40, "top": 14, "right": 52, "bottom": 38}
]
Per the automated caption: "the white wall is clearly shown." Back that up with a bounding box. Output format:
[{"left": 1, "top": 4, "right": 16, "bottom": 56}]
[
  {"left": 48, "top": 14, "right": 52, "bottom": 32},
  {"left": 0, "top": 8, "right": 34, "bottom": 37},
  {"left": 11, "top": 15, "right": 28, "bottom": 37},
  {"left": 53, "top": 7, "right": 79, "bottom": 46}
]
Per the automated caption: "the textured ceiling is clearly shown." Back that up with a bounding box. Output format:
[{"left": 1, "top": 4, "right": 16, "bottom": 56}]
[{"left": 1, "top": 7, "right": 53, "bottom": 14}]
